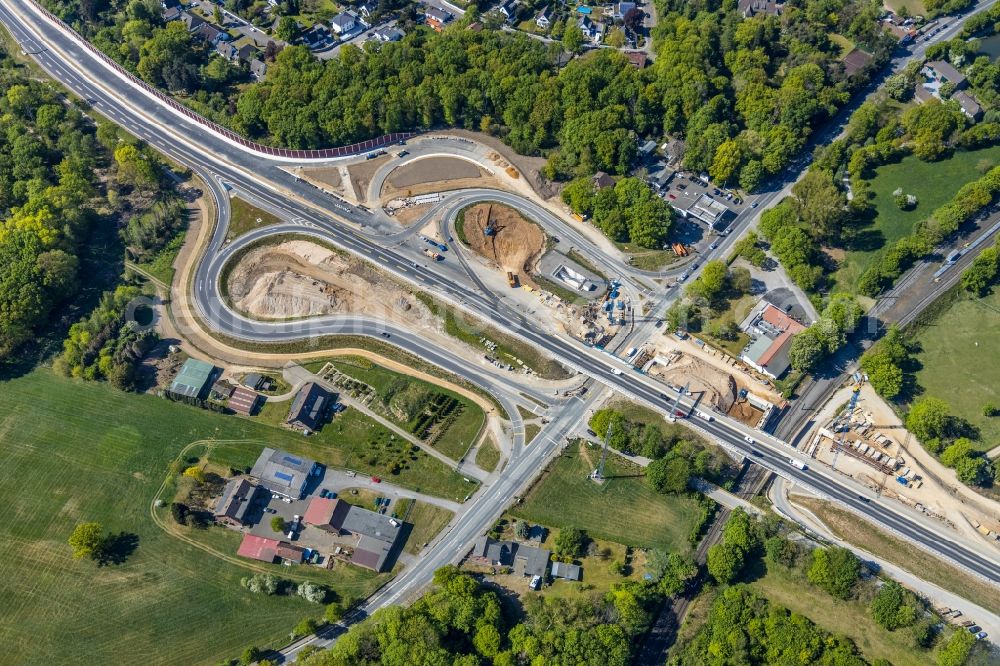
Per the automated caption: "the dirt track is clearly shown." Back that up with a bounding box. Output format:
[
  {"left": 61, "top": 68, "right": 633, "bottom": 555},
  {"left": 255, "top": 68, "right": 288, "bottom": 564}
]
[{"left": 461, "top": 203, "right": 546, "bottom": 286}]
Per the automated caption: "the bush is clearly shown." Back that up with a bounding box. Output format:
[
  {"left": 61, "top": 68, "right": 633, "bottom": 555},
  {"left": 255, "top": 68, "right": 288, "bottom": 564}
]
[
  {"left": 270, "top": 516, "right": 287, "bottom": 533},
  {"left": 297, "top": 581, "right": 328, "bottom": 604},
  {"left": 869, "top": 581, "right": 918, "bottom": 631},
  {"left": 807, "top": 547, "right": 860, "bottom": 599},
  {"left": 241, "top": 573, "right": 279, "bottom": 595}
]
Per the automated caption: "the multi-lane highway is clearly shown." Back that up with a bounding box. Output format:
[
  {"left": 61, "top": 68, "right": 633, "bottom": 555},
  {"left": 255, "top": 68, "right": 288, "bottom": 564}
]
[{"left": 5, "top": 0, "right": 1000, "bottom": 659}]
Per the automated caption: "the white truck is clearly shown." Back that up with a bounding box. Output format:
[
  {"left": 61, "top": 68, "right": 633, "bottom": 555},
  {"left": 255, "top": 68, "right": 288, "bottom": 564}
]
[
  {"left": 696, "top": 411, "right": 713, "bottom": 421},
  {"left": 789, "top": 458, "right": 808, "bottom": 470}
]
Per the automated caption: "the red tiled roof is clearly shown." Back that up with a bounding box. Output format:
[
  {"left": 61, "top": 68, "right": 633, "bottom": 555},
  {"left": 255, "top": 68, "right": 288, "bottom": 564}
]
[
  {"left": 236, "top": 534, "right": 279, "bottom": 562},
  {"left": 759, "top": 303, "right": 806, "bottom": 334},
  {"left": 276, "top": 543, "right": 305, "bottom": 562},
  {"left": 351, "top": 548, "right": 382, "bottom": 571},
  {"left": 228, "top": 386, "right": 259, "bottom": 415},
  {"left": 303, "top": 497, "right": 337, "bottom": 526}
]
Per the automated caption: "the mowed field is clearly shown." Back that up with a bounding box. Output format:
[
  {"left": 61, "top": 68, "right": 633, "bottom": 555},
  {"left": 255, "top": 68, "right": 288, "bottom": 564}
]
[
  {"left": 510, "top": 442, "right": 702, "bottom": 553},
  {"left": 910, "top": 289, "right": 1000, "bottom": 448},
  {"left": 835, "top": 147, "right": 1000, "bottom": 290},
  {"left": 0, "top": 370, "right": 388, "bottom": 665}
]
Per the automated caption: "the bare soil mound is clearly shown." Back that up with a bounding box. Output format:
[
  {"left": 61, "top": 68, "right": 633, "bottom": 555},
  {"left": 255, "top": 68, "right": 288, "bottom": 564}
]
[
  {"left": 460, "top": 203, "right": 547, "bottom": 286},
  {"left": 226, "top": 240, "right": 436, "bottom": 325},
  {"left": 389, "top": 157, "right": 482, "bottom": 188},
  {"left": 647, "top": 353, "right": 737, "bottom": 413}
]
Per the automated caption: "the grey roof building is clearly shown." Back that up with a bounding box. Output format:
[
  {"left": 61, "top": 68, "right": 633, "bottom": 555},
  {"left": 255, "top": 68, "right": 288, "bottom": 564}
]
[
  {"left": 249, "top": 447, "right": 318, "bottom": 498},
  {"left": 470, "top": 537, "right": 550, "bottom": 577},
  {"left": 924, "top": 60, "right": 967, "bottom": 88},
  {"left": 214, "top": 478, "right": 260, "bottom": 526},
  {"left": 551, "top": 561, "right": 582, "bottom": 580},
  {"left": 180, "top": 11, "right": 205, "bottom": 32},
  {"left": 302, "top": 496, "right": 401, "bottom": 571},
  {"left": 287, "top": 382, "right": 334, "bottom": 433},
  {"left": 169, "top": 358, "right": 216, "bottom": 399},
  {"left": 250, "top": 58, "right": 267, "bottom": 80}
]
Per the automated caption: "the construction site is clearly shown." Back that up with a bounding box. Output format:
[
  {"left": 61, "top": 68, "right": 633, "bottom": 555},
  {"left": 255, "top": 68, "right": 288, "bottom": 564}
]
[{"left": 459, "top": 203, "right": 548, "bottom": 290}]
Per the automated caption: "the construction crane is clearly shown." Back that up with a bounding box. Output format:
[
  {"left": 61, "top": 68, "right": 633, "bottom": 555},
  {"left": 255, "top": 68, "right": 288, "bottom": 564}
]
[{"left": 590, "top": 420, "right": 613, "bottom": 482}]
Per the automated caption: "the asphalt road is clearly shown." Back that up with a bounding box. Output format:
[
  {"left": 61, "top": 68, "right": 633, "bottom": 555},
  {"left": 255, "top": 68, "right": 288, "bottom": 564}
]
[{"left": 5, "top": 1, "right": 1000, "bottom": 659}]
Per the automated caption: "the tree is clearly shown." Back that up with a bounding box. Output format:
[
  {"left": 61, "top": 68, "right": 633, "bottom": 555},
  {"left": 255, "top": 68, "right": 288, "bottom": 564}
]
[
  {"left": 554, "top": 527, "right": 585, "bottom": 558},
  {"left": 183, "top": 465, "right": 206, "bottom": 484},
  {"left": 791, "top": 170, "right": 848, "bottom": 242},
  {"left": 240, "top": 646, "right": 261, "bottom": 666},
  {"left": 686, "top": 260, "right": 728, "bottom": 303},
  {"left": 214, "top": 5, "right": 224, "bottom": 25},
  {"left": 514, "top": 520, "right": 529, "bottom": 539},
  {"left": 297, "top": 581, "right": 328, "bottom": 603},
  {"left": 170, "top": 502, "right": 189, "bottom": 525},
  {"left": 906, "top": 397, "right": 952, "bottom": 442},
  {"left": 955, "top": 456, "right": 992, "bottom": 486},
  {"left": 645, "top": 550, "right": 696, "bottom": 596},
  {"left": 940, "top": 438, "right": 974, "bottom": 467},
  {"left": 242, "top": 573, "right": 279, "bottom": 595},
  {"left": 706, "top": 542, "right": 744, "bottom": 584},
  {"left": 870, "top": 581, "right": 918, "bottom": 631},
  {"left": 789, "top": 329, "right": 824, "bottom": 373},
  {"left": 646, "top": 456, "right": 691, "bottom": 494},
  {"left": 291, "top": 616, "right": 319, "bottom": 639},
  {"left": 562, "top": 22, "right": 583, "bottom": 54},
  {"left": 807, "top": 546, "right": 860, "bottom": 599},
  {"left": 936, "top": 628, "right": 975, "bottom": 666},
  {"left": 605, "top": 28, "right": 625, "bottom": 49},
  {"left": 271, "top": 516, "right": 287, "bottom": 533},
  {"left": 68, "top": 522, "right": 105, "bottom": 560},
  {"left": 764, "top": 536, "right": 800, "bottom": 568},
  {"left": 961, "top": 245, "right": 999, "bottom": 296},
  {"left": 276, "top": 16, "right": 298, "bottom": 42}
]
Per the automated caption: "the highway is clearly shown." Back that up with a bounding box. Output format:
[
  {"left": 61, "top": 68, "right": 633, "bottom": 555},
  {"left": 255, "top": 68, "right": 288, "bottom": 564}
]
[{"left": 4, "top": 0, "right": 1000, "bottom": 659}]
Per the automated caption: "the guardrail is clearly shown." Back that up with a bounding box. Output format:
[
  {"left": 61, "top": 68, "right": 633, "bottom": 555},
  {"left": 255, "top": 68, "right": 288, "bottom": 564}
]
[{"left": 27, "top": 0, "right": 416, "bottom": 159}]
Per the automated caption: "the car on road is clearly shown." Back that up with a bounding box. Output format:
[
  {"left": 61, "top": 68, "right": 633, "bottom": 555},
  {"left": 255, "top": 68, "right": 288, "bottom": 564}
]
[
  {"left": 371, "top": 476, "right": 382, "bottom": 483},
  {"left": 655, "top": 319, "right": 663, "bottom": 327},
  {"left": 380, "top": 331, "right": 391, "bottom": 338},
  {"left": 265, "top": 507, "right": 277, "bottom": 514},
  {"left": 708, "top": 242, "right": 718, "bottom": 250},
  {"left": 857, "top": 495, "right": 870, "bottom": 503},
  {"left": 586, "top": 428, "right": 597, "bottom": 436},
  {"left": 678, "top": 272, "right": 689, "bottom": 282},
  {"left": 751, "top": 201, "right": 759, "bottom": 208},
  {"left": 750, "top": 450, "right": 762, "bottom": 457},
  {"left": 744, "top": 435, "right": 755, "bottom": 444},
  {"left": 612, "top": 368, "right": 623, "bottom": 375},
  {"left": 668, "top": 194, "right": 676, "bottom": 200}
]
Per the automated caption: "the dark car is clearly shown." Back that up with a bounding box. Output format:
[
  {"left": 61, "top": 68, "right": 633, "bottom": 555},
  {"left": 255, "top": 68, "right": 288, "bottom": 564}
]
[
  {"left": 586, "top": 428, "right": 597, "bottom": 437},
  {"left": 380, "top": 331, "right": 391, "bottom": 338}
]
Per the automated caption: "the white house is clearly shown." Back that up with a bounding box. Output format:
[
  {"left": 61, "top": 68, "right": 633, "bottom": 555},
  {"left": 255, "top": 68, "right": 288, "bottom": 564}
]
[{"left": 535, "top": 5, "right": 552, "bottom": 29}]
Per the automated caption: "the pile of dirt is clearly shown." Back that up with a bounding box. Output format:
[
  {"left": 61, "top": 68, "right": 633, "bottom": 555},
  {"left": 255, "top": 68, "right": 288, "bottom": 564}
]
[
  {"left": 647, "top": 353, "right": 738, "bottom": 412},
  {"left": 461, "top": 203, "right": 547, "bottom": 285},
  {"left": 381, "top": 157, "right": 494, "bottom": 201},
  {"left": 226, "top": 240, "right": 436, "bottom": 326},
  {"left": 727, "top": 397, "right": 764, "bottom": 427}
]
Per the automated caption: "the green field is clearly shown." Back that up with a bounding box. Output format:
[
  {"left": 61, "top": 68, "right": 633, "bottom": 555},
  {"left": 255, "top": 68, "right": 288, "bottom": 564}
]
[
  {"left": 0, "top": 370, "right": 388, "bottom": 665},
  {"left": 476, "top": 437, "right": 502, "bottom": 472},
  {"left": 510, "top": 442, "right": 703, "bottom": 553},
  {"left": 312, "top": 357, "right": 486, "bottom": 462},
  {"left": 402, "top": 503, "right": 454, "bottom": 555},
  {"left": 751, "top": 566, "right": 933, "bottom": 666},
  {"left": 250, "top": 397, "right": 475, "bottom": 501},
  {"left": 835, "top": 148, "right": 1000, "bottom": 290},
  {"left": 909, "top": 289, "right": 1000, "bottom": 448},
  {"left": 227, "top": 196, "right": 281, "bottom": 241}
]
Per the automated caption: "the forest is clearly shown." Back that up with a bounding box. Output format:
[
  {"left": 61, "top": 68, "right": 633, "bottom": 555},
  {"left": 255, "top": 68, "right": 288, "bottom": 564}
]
[
  {"left": 0, "top": 42, "right": 181, "bottom": 384},
  {"left": 42, "top": 0, "right": 894, "bottom": 186}
]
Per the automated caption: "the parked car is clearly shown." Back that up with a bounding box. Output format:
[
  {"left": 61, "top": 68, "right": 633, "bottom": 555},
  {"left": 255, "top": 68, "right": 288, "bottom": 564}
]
[
  {"left": 668, "top": 194, "right": 676, "bottom": 200},
  {"left": 371, "top": 476, "right": 382, "bottom": 483},
  {"left": 975, "top": 632, "right": 987, "bottom": 640}
]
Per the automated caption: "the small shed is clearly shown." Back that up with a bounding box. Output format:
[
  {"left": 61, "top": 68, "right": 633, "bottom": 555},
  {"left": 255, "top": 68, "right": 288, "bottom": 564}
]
[
  {"left": 169, "top": 358, "right": 216, "bottom": 399},
  {"left": 551, "top": 561, "right": 582, "bottom": 581},
  {"left": 228, "top": 386, "right": 261, "bottom": 416}
]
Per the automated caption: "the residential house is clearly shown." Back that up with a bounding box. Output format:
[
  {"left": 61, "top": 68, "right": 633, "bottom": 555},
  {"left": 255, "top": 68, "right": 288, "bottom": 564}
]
[
  {"left": 650, "top": 167, "right": 675, "bottom": 190},
  {"left": 228, "top": 386, "right": 261, "bottom": 416},
  {"left": 163, "top": 6, "right": 182, "bottom": 23},
  {"left": 469, "top": 537, "right": 550, "bottom": 577},
  {"left": 286, "top": 382, "right": 334, "bottom": 433},
  {"left": 498, "top": 0, "right": 518, "bottom": 23},
  {"left": 169, "top": 358, "right": 216, "bottom": 399},
  {"left": 193, "top": 22, "right": 228, "bottom": 45},
  {"left": 578, "top": 16, "right": 603, "bottom": 44},
  {"left": 551, "top": 561, "right": 582, "bottom": 580},
  {"left": 236, "top": 533, "right": 281, "bottom": 563},
  {"left": 275, "top": 542, "right": 306, "bottom": 564},
  {"left": 624, "top": 50, "right": 647, "bottom": 68},
  {"left": 216, "top": 41, "right": 239, "bottom": 61},
  {"left": 535, "top": 5, "right": 552, "bottom": 29},
  {"left": 737, "top": 0, "right": 782, "bottom": 17},
  {"left": 841, "top": 48, "right": 873, "bottom": 78},
  {"left": 161, "top": 0, "right": 181, "bottom": 10},
  {"left": 248, "top": 447, "right": 319, "bottom": 498},
  {"left": 179, "top": 11, "right": 205, "bottom": 32},
  {"left": 953, "top": 91, "right": 983, "bottom": 121},
  {"left": 214, "top": 478, "right": 261, "bottom": 526},
  {"left": 359, "top": 2, "right": 377, "bottom": 19},
  {"left": 330, "top": 11, "right": 360, "bottom": 36},
  {"left": 372, "top": 26, "right": 405, "bottom": 42},
  {"left": 425, "top": 7, "right": 453, "bottom": 31},
  {"left": 250, "top": 58, "right": 268, "bottom": 80},
  {"left": 610, "top": 1, "right": 637, "bottom": 20},
  {"left": 738, "top": 301, "right": 807, "bottom": 379},
  {"left": 236, "top": 44, "right": 258, "bottom": 63},
  {"left": 593, "top": 171, "right": 615, "bottom": 189},
  {"left": 303, "top": 496, "right": 403, "bottom": 572},
  {"left": 638, "top": 139, "right": 657, "bottom": 156},
  {"left": 923, "top": 60, "right": 967, "bottom": 89}
]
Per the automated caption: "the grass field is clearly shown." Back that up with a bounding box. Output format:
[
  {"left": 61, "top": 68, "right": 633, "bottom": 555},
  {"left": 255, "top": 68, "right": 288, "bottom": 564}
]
[
  {"left": 510, "top": 442, "right": 702, "bottom": 553},
  {"left": 314, "top": 357, "right": 486, "bottom": 462},
  {"left": 227, "top": 197, "right": 281, "bottom": 241},
  {"left": 524, "top": 423, "right": 541, "bottom": 444},
  {"left": 835, "top": 148, "right": 1000, "bottom": 290},
  {"left": 793, "top": 496, "right": 1000, "bottom": 616},
  {"left": 402, "top": 503, "right": 454, "bottom": 555},
  {"left": 751, "top": 565, "right": 933, "bottom": 666},
  {"left": 909, "top": 289, "right": 1000, "bottom": 448},
  {"left": 883, "top": 0, "right": 927, "bottom": 15},
  {"left": 0, "top": 369, "right": 387, "bottom": 665},
  {"left": 250, "top": 398, "right": 474, "bottom": 501},
  {"left": 476, "top": 437, "right": 502, "bottom": 472}
]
